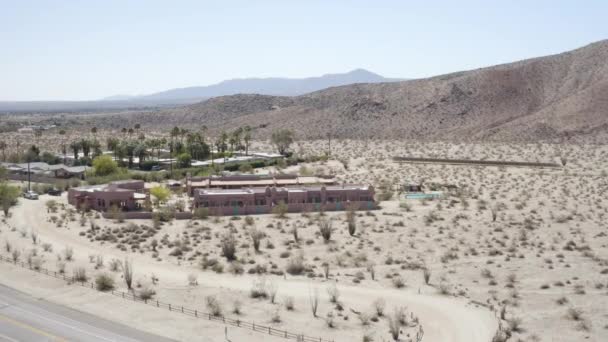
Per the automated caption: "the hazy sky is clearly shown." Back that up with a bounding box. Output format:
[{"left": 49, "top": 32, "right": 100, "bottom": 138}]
[{"left": 1, "top": 0, "right": 607, "bottom": 101}]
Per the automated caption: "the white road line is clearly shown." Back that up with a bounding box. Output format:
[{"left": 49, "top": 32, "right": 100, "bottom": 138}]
[
  {"left": 7, "top": 303, "right": 140, "bottom": 342},
  {"left": 0, "top": 333, "right": 20, "bottom": 342}
]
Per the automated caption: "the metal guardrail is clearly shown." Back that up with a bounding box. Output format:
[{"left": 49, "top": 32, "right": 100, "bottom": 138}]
[{"left": 0, "top": 254, "right": 334, "bottom": 342}]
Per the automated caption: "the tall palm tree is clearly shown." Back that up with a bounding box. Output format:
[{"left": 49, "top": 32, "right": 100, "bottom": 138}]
[
  {"left": 80, "top": 139, "right": 91, "bottom": 158},
  {"left": 58, "top": 130, "right": 67, "bottom": 164},
  {"left": 0, "top": 140, "right": 6, "bottom": 161},
  {"left": 69, "top": 141, "right": 81, "bottom": 161},
  {"left": 91, "top": 127, "right": 98, "bottom": 141},
  {"left": 243, "top": 126, "right": 252, "bottom": 156}
]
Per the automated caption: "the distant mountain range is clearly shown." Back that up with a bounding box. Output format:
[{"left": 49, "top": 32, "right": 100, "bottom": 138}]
[
  {"left": 125, "top": 39, "right": 608, "bottom": 142},
  {"left": 0, "top": 69, "right": 401, "bottom": 113},
  {"left": 102, "top": 69, "right": 403, "bottom": 102}
]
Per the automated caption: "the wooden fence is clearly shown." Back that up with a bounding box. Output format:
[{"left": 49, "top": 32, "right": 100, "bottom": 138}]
[
  {"left": 393, "top": 156, "right": 561, "bottom": 168},
  {"left": 0, "top": 254, "right": 334, "bottom": 342}
]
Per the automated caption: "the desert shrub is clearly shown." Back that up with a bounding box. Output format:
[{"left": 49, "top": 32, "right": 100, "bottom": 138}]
[
  {"left": 63, "top": 247, "right": 74, "bottom": 261},
  {"left": 250, "top": 278, "right": 268, "bottom": 299},
  {"left": 387, "top": 308, "right": 402, "bottom": 340},
  {"left": 272, "top": 201, "right": 288, "bottom": 218},
  {"left": 284, "top": 296, "right": 295, "bottom": 311},
  {"left": 42, "top": 243, "right": 53, "bottom": 252},
  {"left": 123, "top": 259, "right": 133, "bottom": 289},
  {"left": 373, "top": 298, "right": 386, "bottom": 317},
  {"left": 229, "top": 262, "right": 244, "bottom": 275},
  {"left": 139, "top": 287, "right": 156, "bottom": 300},
  {"left": 249, "top": 228, "right": 264, "bottom": 253},
  {"left": 232, "top": 299, "right": 242, "bottom": 315},
  {"left": 327, "top": 282, "right": 340, "bottom": 303},
  {"left": 325, "top": 311, "right": 335, "bottom": 328},
  {"left": 95, "top": 273, "right": 115, "bottom": 291},
  {"left": 318, "top": 219, "right": 332, "bottom": 242},
  {"left": 193, "top": 207, "right": 209, "bottom": 220},
  {"left": 11, "top": 249, "right": 20, "bottom": 263},
  {"left": 423, "top": 268, "right": 431, "bottom": 285},
  {"left": 221, "top": 233, "right": 237, "bottom": 261},
  {"left": 358, "top": 312, "right": 371, "bottom": 326},
  {"left": 205, "top": 296, "right": 222, "bottom": 316},
  {"left": 73, "top": 267, "right": 87, "bottom": 282},
  {"left": 309, "top": 288, "right": 319, "bottom": 317},
  {"left": 188, "top": 273, "right": 198, "bottom": 286},
  {"left": 346, "top": 209, "right": 357, "bottom": 236},
  {"left": 286, "top": 253, "right": 305, "bottom": 275},
  {"left": 392, "top": 275, "right": 405, "bottom": 288}
]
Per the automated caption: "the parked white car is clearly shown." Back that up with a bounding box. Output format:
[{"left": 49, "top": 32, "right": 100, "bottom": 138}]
[{"left": 23, "top": 190, "right": 39, "bottom": 200}]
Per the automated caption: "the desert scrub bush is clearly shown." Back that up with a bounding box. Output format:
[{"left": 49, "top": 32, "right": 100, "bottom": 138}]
[
  {"left": 327, "top": 282, "right": 340, "bottom": 303},
  {"left": 387, "top": 309, "right": 401, "bottom": 340},
  {"left": 139, "top": 287, "right": 156, "bottom": 300},
  {"left": 309, "top": 288, "right": 319, "bottom": 317},
  {"left": 205, "top": 296, "right": 222, "bottom": 316},
  {"left": 232, "top": 299, "right": 242, "bottom": 315},
  {"left": 193, "top": 207, "right": 209, "bottom": 220},
  {"left": 358, "top": 312, "right": 371, "bottom": 326},
  {"left": 109, "top": 258, "right": 122, "bottom": 272},
  {"left": 63, "top": 247, "right": 74, "bottom": 261},
  {"left": 423, "top": 268, "right": 431, "bottom": 285},
  {"left": 346, "top": 209, "right": 357, "bottom": 236},
  {"left": 392, "top": 275, "right": 405, "bottom": 288},
  {"left": 286, "top": 253, "right": 305, "bottom": 275},
  {"left": 325, "top": 311, "right": 335, "bottom": 328},
  {"left": 188, "top": 273, "right": 198, "bottom": 286},
  {"left": 250, "top": 278, "right": 268, "bottom": 299},
  {"left": 73, "top": 267, "right": 87, "bottom": 282},
  {"left": 41, "top": 243, "right": 53, "bottom": 253},
  {"left": 249, "top": 228, "right": 264, "bottom": 253},
  {"left": 221, "top": 233, "right": 237, "bottom": 261},
  {"left": 318, "top": 219, "right": 333, "bottom": 242},
  {"left": 284, "top": 296, "right": 295, "bottom": 311},
  {"left": 123, "top": 259, "right": 133, "bottom": 290},
  {"left": 272, "top": 201, "right": 288, "bottom": 218},
  {"left": 373, "top": 298, "right": 386, "bottom": 317},
  {"left": 95, "top": 273, "right": 115, "bottom": 291},
  {"left": 11, "top": 249, "right": 20, "bottom": 263}
]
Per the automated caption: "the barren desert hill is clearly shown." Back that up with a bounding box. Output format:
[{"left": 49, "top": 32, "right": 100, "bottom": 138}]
[{"left": 132, "top": 40, "right": 608, "bottom": 142}]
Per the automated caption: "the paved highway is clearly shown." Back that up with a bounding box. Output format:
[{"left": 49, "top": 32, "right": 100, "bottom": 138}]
[{"left": 0, "top": 284, "right": 176, "bottom": 342}]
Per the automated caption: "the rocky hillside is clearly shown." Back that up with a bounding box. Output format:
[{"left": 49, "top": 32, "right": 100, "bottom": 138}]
[{"left": 138, "top": 40, "right": 608, "bottom": 142}]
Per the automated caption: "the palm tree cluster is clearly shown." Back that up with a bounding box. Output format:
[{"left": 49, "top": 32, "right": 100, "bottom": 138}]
[{"left": 62, "top": 124, "right": 255, "bottom": 170}]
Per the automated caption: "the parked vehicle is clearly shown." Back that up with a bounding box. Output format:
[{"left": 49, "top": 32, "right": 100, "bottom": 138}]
[
  {"left": 23, "top": 190, "right": 39, "bottom": 200},
  {"left": 151, "top": 165, "right": 162, "bottom": 171},
  {"left": 47, "top": 188, "right": 62, "bottom": 196}
]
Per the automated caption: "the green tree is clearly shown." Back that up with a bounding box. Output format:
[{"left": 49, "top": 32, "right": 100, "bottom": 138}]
[
  {"left": 92, "top": 155, "right": 118, "bottom": 176},
  {"left": 0, "top": 182, "right": 20, "bottom": 217},
  {"left": 70, "top": 141, "right": 81, "bottom": 161},
  {"left": 271, "top": 129, "right": 294, "bottom": 155},
  {"left": 134, "top": 142, "right": 148, "bottom": 169},
  {"left": 106, "top": 137, "right": 119, "bottom": 161},
  {"left": 80, "top": 139, "right": 91, "bottom": 158},
  {"left": 177, "top": 153, "right": 192, "bottom": 168},
  {"left": 150, "top": 186, "right": 170, "bottom": 206}
]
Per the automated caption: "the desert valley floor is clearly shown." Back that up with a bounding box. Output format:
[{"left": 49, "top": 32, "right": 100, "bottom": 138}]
[{"left": 1, "top": 140, "right": 607, "bottom": 342}]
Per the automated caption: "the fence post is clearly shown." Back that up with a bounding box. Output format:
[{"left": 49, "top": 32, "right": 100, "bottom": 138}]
[
  {"left": 195, "top": 310, "right": 197, "bottom": 317},
  {"left": 169, "top": 304, "right": 171, "bottom": 311},
  {"left": 181, "top": 306, "right": 183, "bottom": 313},
  {"left": 157, "top": 300, "right": 159, "bottom": 307}
]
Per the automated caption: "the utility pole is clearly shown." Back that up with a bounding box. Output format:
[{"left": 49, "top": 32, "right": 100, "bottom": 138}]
[
  {"left": 27, "top": 155, "right": 31, "bottom": 191},
  {"left": 327, "top": 131, "right": 332, "bottom": 158}
]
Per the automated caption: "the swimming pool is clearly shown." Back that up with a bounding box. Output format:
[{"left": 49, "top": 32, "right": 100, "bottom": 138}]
[{"left": 404, "top": 191, "right": 442, "bottom": 200}]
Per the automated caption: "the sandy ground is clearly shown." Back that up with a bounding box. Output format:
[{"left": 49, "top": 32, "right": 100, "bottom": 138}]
[{"left": 2, "top": 139, "right": 608, "bottom": 342}]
